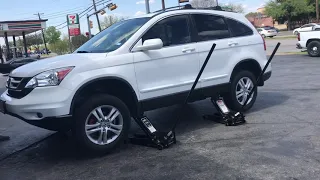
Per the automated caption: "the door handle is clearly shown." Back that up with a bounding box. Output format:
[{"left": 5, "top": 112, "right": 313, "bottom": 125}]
[
  {"left": 228, "top": 42, "right": 239, "bottom": 47},
  {"left": 182, "top": 48, "right": 195, "bottom": 53}
]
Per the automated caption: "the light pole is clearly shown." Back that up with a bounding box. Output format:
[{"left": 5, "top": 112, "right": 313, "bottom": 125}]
[
  {"left": 145, "top": 0, "right": 150, "bottom": 14},
  {"left": 34, "top": 12, "right": 48, "bottom": 54},
  {"left": 92, "top": 0, "right": 102, "bottom": 32},
  {"left": 86, "top": 3, "right": 117, "bottom": 39},
  {"left": 162, "top": 0, "right": 165, "bottom": 10},
  {"left": 87, "top": 15, "right": 92, "bottom": 39}
]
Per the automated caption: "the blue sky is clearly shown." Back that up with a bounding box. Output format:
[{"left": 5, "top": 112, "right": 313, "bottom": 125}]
[{"left": 0, "top": 0, "right": 267, "bottom": 45}]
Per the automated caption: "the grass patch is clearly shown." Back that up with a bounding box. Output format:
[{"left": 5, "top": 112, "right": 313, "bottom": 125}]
[{"left": 277, "top": 51, "right": 307, "bottom": 55}]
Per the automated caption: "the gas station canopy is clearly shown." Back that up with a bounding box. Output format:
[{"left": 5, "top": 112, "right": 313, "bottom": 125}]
[
  {"left": 0, "top": 19, "right": 47, "bottom": 37},
  {"left": 0, "top": 19, "right": 47, "bottom": 61}
]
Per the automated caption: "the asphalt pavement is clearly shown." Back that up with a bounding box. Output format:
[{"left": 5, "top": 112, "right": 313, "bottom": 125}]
[{"left": 1, "top": 54, "right": 320, "bottom": 180}]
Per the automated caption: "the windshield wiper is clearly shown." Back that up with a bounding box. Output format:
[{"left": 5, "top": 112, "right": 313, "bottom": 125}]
[{"left": 76, "top": 50, "right": 90, "bottom": 53}]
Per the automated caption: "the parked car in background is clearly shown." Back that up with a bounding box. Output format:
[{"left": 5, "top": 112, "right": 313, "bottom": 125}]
[
  {"left": 293, "top": 23, "right": 320, "bottom": 35},
  {"left": 0, "top": 58, "right": 38, "bottom": 74},
  {"left": 257, "top": 27, "right": 278, "bottom": 38},
  {"left": 261, "top": 26, "right": 279, "bottom": 33}
]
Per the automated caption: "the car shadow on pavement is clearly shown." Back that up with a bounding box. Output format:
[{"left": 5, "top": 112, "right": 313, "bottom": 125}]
[{"left": 249, "top": 91, "right": 290, "bottom": 113}]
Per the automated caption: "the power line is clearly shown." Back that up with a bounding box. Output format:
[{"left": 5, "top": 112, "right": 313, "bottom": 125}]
[{"left": 55, "top": 6, "right": 94, "bottom": 28}]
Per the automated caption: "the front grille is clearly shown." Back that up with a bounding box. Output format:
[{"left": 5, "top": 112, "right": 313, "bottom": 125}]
[
  {"left": 7, "top": 77, "right": 23, "bottom": 89},
  {"left": 6, "top": 76, "right": 33, "bottom": 99}
]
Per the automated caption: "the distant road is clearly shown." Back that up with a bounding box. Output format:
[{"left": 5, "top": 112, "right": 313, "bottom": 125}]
[{"left": 277, "top": 31, "right": 294, "bottom": 37}]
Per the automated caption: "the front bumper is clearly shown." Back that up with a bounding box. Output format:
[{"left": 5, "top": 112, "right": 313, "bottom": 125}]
[{"left": 0, "top": 86, "right": 74, "bottom": 131}]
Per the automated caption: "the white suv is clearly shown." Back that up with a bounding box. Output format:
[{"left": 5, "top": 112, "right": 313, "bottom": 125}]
[{"left": 0, "top": 7, "right": 271, "bottom": 152}]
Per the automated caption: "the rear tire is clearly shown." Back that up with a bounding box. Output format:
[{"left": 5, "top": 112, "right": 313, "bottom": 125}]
[
  {"left": 307, "top": 41, "right": 320, "bottom": 57},
  {"left": 224, "top": 70, "right": 257, "bottom": 112},
  {"left": 73, "top": 94, "right": 130, "bottom": 154}
]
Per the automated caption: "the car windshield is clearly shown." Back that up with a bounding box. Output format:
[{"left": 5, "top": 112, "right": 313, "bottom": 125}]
[{"left": 75, "top": 17, "right": 150, "bottom": 53}]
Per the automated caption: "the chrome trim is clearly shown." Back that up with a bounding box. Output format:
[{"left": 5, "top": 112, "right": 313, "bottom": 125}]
[
  {"left": 200, "top": 74, "right": 228, "bottom": 82},
  {"left": 140, "top": 80, "right": 195, "bottom": 93}
]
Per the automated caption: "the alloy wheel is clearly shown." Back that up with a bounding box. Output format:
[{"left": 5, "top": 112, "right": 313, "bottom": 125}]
[
  {"left": 85, "top": 105, "right": 123, "bottom": 145},
  {"left": 235, "top": 77, "right": 254, "bottom": 105}
]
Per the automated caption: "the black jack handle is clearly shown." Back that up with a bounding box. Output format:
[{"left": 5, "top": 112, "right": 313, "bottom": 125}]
[
  {"left": 171, "top": 43, "right": 217, "bottom": 131},
  {"left": 241, "top": 42, "right": 281, "bottom": 110}
]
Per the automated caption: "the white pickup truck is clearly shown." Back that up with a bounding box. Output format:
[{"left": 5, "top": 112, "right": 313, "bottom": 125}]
[{"left": 296, "top": 31, "right": 320, "bottom": 57}]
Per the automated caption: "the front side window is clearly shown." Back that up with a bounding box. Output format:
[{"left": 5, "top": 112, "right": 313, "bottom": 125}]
[
  {"left": 226, "top": 18, "right": 253, "bottom": 37},
  {"left": 76, "top": 17, "right": 150, "bottom": 53},
  {"left": 192, "top": 14, "right": 230, "bottom": 41},
  {"left": 142, "top": 15, "right": 191, "bottom": 47}
]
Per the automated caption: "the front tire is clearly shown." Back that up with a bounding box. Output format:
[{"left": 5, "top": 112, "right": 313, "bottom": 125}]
[
  {"left": 307, "top": 41, "right": 320, "bottom": 57},
  {"left": 224, "top": 70, "right": 257, "bottom": 112},
  {"left": 73, "top": 94, "right": 130, "bottom": 154},
  {"left": 262, "top": 34, "right": 266, "bottom": 38}
]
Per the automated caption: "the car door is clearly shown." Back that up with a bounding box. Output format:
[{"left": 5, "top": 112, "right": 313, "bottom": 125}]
[
  {"left": 132, "top": 14, "right": 199, "bottom": 105},
  {"left": 190, "top": 13, "right": 233, "bottom": 90}
]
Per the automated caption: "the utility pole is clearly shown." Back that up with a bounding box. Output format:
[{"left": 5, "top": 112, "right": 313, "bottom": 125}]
[
  {"left": 35, "top": 13, "right": 48, "bottom": 54},
  {"left": 216, "top": 0, "right": 219, "bottom": 6},
  {"left": 317, "top": 0, "right": 319, "bottom": 22},
  {"left": 161, "top": 0, "right": 165, "bottom": 10},
  {"left": 92, "top": 0, "right": 102, "bottom": 32},
  {"left": 145, "top": 0, "right": 150, "bottom": 14}
]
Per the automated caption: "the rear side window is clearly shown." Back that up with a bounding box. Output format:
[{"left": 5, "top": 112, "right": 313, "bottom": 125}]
[
  {"left": 191, "top": 14, "right": 230, "bottom": 41},
  {"left": 226, "top": 18, "right": 253, "bottom": 37}
]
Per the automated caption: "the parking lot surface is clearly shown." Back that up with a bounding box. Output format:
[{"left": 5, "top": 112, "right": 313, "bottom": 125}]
[{"left": 1, "top": 54, "right": 320, "bottom": 180}]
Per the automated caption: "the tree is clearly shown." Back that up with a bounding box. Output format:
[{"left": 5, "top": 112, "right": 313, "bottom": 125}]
[
  {"left": 101, "top": 15, "right": 124, "bottom": 30},
  {"left": 25, "top": 33, "right": 43, "bottom": 48},
  {"left": 190, "top": 0, "right": 243, "bottom": 13},
  {"left": 246, "top": 12, "right": 259, "bottom": 18},
  {"left": 71, "top": 34, "right": 88, "bottom": 49},
  {"left": 45, "top": 26, "right": 61, "bottom": 45},
  {"left": 49, "top": 37, "right": 69, "bottom": 55},
  {"left": 265, "top": 0, "right": 314, "bottom": 30},
  {"left": 221, "top": 4, "right": 245, "bottom": 13}
]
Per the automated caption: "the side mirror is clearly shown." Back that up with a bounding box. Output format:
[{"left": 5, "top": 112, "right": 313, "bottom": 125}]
[{"left": 133, "top": 38, "right": 163, "bottom": 52}]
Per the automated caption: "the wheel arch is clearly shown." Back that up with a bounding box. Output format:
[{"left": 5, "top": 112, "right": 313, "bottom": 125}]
[
  {"left": 70, "top": 76, "right": 140, "bottom": 118},
  {"left": 230, "top": 59, "right": 263, "bottom": 86},
  {"left": 307, "top": 39, "right": 320, "bottom": 47}
]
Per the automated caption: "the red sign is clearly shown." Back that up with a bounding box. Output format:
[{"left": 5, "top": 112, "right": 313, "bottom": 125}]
[{"left": 69, "top": 28, "right": 80, "bottom": 36}]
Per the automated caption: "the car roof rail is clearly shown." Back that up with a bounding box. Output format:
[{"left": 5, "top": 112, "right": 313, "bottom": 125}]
[{"left": 152, "top": 4, "right": 225, "bottom": 14}]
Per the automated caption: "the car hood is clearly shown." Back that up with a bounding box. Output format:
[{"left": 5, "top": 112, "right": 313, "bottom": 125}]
[{"left": 10, "top": 53, "right": 106, "bottom": 77}]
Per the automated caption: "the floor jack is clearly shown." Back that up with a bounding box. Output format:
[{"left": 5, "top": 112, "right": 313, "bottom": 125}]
[
  {"left": 128, "top": 42, "right": 281, "bottom": 150},
  {"left": 204, "top": 42, "right": 281, "bottom": 126}
]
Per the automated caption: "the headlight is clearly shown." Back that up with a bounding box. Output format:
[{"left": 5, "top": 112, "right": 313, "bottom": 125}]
[{"left": 25, "top": 67, "right": 74, "bottom": 88}]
